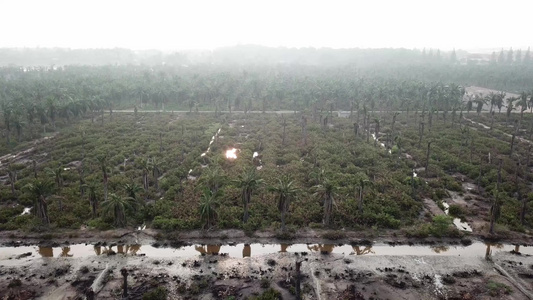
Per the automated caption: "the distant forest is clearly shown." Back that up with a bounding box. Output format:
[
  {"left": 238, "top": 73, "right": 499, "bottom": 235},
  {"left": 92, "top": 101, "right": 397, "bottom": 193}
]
[{"left": 0, "top": 45, "right": 531, "bottom": 68}]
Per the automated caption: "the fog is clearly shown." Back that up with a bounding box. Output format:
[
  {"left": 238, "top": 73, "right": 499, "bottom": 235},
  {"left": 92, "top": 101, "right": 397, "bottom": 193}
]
[{"left": 1, "top": 0, "right": 531, "bottom": 51}]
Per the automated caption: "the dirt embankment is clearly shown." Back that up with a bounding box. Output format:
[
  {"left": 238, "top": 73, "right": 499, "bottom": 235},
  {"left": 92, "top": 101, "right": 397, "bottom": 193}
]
[{"left": 1, "top": 243, "right": 532, "bottom": 300}]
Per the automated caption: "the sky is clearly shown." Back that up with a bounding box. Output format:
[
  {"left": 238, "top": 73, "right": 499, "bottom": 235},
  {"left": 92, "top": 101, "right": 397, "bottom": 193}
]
[{"left": 1, "top": 0, "right": 531, "bottom": 51}]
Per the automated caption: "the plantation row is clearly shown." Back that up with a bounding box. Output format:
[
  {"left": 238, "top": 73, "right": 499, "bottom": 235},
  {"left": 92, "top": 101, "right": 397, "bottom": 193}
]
[{"left": 1, "top": 106, "right": 533, "bottom": 237}]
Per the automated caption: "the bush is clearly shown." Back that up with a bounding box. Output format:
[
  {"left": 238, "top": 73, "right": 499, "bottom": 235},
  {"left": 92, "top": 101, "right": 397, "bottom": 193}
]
[
  {"left": 448, "top": 205, "right": 464, "bottom": 218},
  {"left": 430, "top": 215, "right": 452, "bottom": 237},
  {"left": 487, "top": 281, "right": 512, "bottom": 296},
  {"left": 404, "top": 224, "right": 431, "bottom": 238},
  {"left": 250, "top": 288, "right": 282, "bottom": 300},
  {"left": 142, "top": 287, "right": 167, "bottom": 300},
  {"left": 152, "top": 216, "right": 184, "bottom": 231},
  {"left": 87, "top": 218, "right": 113, "bottom": 231},
  {"left": 321, "top": 231, "right": 346, "bottom": 240}
]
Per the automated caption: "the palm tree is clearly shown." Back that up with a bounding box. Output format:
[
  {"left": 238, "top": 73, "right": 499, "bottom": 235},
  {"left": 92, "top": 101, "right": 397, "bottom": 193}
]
[
  {"left": 124, "top": 181, "right": 142, "bottom": 201},
  {"left": 1, "top": 101, "right": 13, "bottom": 145},
  {"left": 473, "top": 95, "right": 486, "bottom": 115},
  {"left": 36, "top": 104, "right": 48, "bottom": 134},
  {"left": 85, "top": 182, "right": 99, "bottom": 218},
  {"left": 373, "top": 118, "right": 380, "bottom": 147},
  {"left": 199, "top": 189, "right": 221, "bottom": 229},
  {"left": 46, "top": 166, "right": 64, "bottom": 210},
  {"left": 199, "top": 166, "right": 225, "bottom": 193},
  {"left": 24, "top": 179, "right": 55, "bottom": 224},
  {"left": 506, "top": 97, "right": 518, "bottom": 125},
  {"left": 269, "top": 174, "right": 299, "bottom": 232},
  {"left": 234, "top": 168, "right": 264, "bottom": 223},
  {"left": 10, "top": 111, "right": 25, "bottom": 142},
  {"left": 496, "top": 92, "right": 506, "bottom": 114},
  {"left": 46, "top": 166, "right": 64, "bottom": 190},
  {"left": 138, "top": 158, "right": 150, "bottom": 192},
  {"left": 7, "top": 164, "right": 17, "bottom": 195},
  {"left": 313, "top": 177, "right": 337, "bottom": 226},
  {"left": 485, "top": 92, "right": 497, "bottom": 114},
  {"left": 518, "top": 92, "right": 529, "bottom": 124},
  {"left": 465, "top": 95, "right": 473, "bottom": 115},
  {"left": 96, "top": 155, "right": 109, "bottom": 202},
  {"left": 101, "top": 193, "right": 136, "bottom": 227},
  {"left": 390, "top": 112, "right": 399, "bottom": 147},
  {"left": 357, "top": 178, "right": 371, "bottom": 215},
  {"left": 150, "top": 157, "right": 161, "bottom": 191},
  {"left": 46, "top": 97, "right": 58, "bottom": 130}
]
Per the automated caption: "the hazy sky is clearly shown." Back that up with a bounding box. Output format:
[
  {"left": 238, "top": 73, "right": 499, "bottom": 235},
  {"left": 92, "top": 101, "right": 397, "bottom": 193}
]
[{"left": 1, "top": 0, "right": 531, "bottom": 51}]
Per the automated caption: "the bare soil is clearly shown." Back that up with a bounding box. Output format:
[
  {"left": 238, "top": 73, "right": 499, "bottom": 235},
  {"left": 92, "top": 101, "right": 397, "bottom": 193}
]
[{"left": 1, "top": 242, "right": 532, "bottom": 300}]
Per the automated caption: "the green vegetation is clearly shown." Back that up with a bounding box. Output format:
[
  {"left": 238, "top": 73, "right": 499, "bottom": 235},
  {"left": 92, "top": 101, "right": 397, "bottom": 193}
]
[
  {"left": 486, "top": 281, "right": 512, "bottom": 296},
  {"left": 1, "top": 61, "right": 533, "bottom": 238},
  {"left": 142, "top": 287, "right": 167, "bottom": 300},
  {"left": 250, "top": 288, "right": 282, "bottom": 300}
]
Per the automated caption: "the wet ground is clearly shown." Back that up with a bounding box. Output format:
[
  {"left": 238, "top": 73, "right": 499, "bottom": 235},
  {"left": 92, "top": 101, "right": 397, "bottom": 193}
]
[{"left": 1, "top": 241, "right": 533, "bottom": 299}]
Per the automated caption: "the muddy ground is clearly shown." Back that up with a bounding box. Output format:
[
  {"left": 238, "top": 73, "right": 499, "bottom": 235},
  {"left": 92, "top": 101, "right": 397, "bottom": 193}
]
[{"left": 1, "top": 240, "right": 533, "bottom": 300}]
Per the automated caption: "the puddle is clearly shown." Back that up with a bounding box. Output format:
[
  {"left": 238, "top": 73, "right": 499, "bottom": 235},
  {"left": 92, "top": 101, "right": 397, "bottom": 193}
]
[{"left": 0, "top": 242, "right": 527, "bottom": 261}]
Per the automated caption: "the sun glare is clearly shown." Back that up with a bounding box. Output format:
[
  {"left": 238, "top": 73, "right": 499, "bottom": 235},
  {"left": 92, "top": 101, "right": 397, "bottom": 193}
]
[{"left": 225, "top": 148, "right": 238, "bottom": 159}]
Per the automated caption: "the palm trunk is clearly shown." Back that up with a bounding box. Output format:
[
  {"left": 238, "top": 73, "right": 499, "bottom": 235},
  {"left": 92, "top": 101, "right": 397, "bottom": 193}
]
[
  {"left": 143, "top": 173, "right": 148, "bottom": 191},
  {"left": 425, "top": 142, "right": 432, "bottom": 177},
  {"left": 33, "top": 160, "right": 37, "bottom": 179},
  {"left": 243, "top": 189, "right": 250, "bottom": 223},
  {"left": 39, "top": 196, "right": 50, "bottom": 224},
  {"left": 489, "top": 159, "right": 503, "bottom": 234},
  {"left": 104, "top": 177, "right": 108, "bottom": 202},
  {"left": 520, "top": 197, "right": 527, "bottom": 225},
  {"left": 358, "top": 186, "right": 364, "bottom": 215},
  {"left": 323, "top": 194, "right": 332, "bottom": 226},
  {"left": 510, "top": 121, "right": 518, "bottom": 156}
]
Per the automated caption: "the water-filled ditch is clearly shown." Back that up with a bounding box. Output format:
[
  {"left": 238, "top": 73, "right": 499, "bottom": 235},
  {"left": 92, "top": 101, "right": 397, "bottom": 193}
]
[{"left": 0, "top": 242, "right": 528, "bottom": 260}]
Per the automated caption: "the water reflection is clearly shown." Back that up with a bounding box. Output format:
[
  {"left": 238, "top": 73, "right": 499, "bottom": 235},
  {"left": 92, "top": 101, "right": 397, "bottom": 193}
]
[
  {"left": 431, "top": 246, "right": 449, "bottom": 254},
  {"left": 127, "top": 245, "right": 141, "bottom": 255},
  {"left": 195, "top": 245, "right": 222, "bottom": 255},
  {"left": 243, "top": 244, "right": 251, "bottom": 258},
  {"left": 38, "top": 247, "right": 53, "bottom": 258},
  {"left": 13, "top": 242, "right": 532, "bottom": 260},
  {"left": 485, "top": 244, "right": 504, "bottom": 260},
  {"left": 93, "top": 244, "right": 141, "bottom": 256},
  {"left": 60, "top": 247, "right": 72, "bottom": 257},
  {"left": 352, "top": 246, "right": 374, "bottom": 255},
  {"left": 307, "top": 244, "right": 335, "bottom": 254}
]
